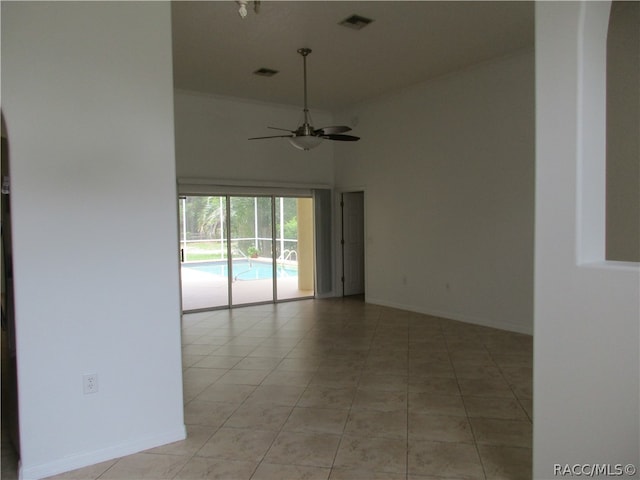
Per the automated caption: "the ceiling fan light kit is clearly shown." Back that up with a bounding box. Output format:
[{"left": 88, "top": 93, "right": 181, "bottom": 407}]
[
  {"left": 249, "top": 48, "right": 360, "bottom": 151},
  {"left": 289, "top": 134, "right": 323, "bottom": 151}
]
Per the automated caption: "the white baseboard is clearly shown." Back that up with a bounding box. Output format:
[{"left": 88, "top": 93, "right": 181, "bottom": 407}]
[
  {"left": 365, "top": 297, "right": 533, "bottom": 335},
  {"left": 19, "top": 425, "right": 186, "bottom": 480}
]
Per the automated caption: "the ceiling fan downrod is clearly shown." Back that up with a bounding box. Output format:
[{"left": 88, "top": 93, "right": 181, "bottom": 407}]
[{"left": 298, "top": 48, "right": 313, "bottom": 136}]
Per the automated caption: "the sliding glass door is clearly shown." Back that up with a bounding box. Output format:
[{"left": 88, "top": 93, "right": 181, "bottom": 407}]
[
  {"left": 179, "top": 196, "right": 229, "bottom": 310},
  {"left": 179, "top": 194, "right": 315, "bottom": 312},
  {"left": 229, "top": 196, "right": 274, "bottom": 306},
  {"left": 275, "top": 197, "right": 315, "bottom": 301}
]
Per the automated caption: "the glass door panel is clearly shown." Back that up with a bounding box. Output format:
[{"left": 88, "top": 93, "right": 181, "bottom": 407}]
[
  {"left": 230, "top": 196, "right": 274, "bottom": 305},
  {"left": 275, "top": 197, "right": 315, "bottom": 300},
  {"left": 179, "top": 196, "right": 229, "bottom": 310},
  {"left": 180, "top": 194, "right": 315, "bottom": 311}
]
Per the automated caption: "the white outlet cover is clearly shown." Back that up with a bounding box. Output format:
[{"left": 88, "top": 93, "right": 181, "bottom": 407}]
[{"left": 83, "top": 374, "right": 98, "bottom": 394}]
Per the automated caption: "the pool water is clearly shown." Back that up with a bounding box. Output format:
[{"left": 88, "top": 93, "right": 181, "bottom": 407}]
[{"left": 185, "top": 260, "right": 297, "bottom": 281}]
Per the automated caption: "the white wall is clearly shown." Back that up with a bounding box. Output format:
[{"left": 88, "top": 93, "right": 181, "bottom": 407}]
[
  {"left": 334, "top": 51, "right": 535, "bottom": 334},
  {"left": 1, "top": 3, "right": 185, "bottom": 478},
  {"left": 534, "top": 2, "right": 639, "bottom": 477},
  {"left": 174, "top": 90, "right": 334, "bottom": 186}
]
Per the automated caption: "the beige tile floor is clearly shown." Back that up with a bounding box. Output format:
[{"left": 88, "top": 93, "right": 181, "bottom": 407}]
[{"left": 33, "top": 297, "right": 532, "bottom": 479}]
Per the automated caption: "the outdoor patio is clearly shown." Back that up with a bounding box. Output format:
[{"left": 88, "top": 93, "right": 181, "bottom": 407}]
[{"left": 181, "top": 265, "right": 314, "bottom": 311}]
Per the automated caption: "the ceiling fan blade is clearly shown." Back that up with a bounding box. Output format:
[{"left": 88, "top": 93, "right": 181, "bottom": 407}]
[
  {"left": 248, "top": 134, "right": 295, "bottom": 140},
  {"left": 268, "top": 126, "right": 295, "bottom": 133},
  {"left": 322, "top": 134, "right": 360, "bottom": 142},
  {"left": 315, "top": 126, "right": 352, "bottom": 135}
]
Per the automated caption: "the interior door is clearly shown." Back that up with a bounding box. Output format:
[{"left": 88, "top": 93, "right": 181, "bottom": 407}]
[{"left": 342, "top": 192, "right": 365, "bottom": 296}]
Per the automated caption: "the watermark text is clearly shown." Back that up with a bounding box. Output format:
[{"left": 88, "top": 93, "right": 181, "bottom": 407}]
[{"left": 554, "top": 464, "right": 637, "bottom": 477}]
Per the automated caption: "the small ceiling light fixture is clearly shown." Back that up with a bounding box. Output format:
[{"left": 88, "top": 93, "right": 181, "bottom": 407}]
[
  {"left": 338, "top": 14, "right": 374, "bottom": 30},
  {"left": 236, "top": 0, "right": 260, "bottom": 18}
]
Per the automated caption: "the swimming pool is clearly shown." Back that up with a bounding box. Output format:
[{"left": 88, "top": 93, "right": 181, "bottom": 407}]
[{"left": 184, "top": 260, "right": 297, "bottom": 281}]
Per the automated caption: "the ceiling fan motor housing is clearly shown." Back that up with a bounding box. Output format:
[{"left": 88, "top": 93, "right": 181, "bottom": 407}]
[{"left": 295, "top": 123, "right": 315, "bottom": 136}]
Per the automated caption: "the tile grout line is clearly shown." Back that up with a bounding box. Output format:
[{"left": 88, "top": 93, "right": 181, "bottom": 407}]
[
  {"left": 173, "top": 312, "right": 276, "bottom": 480},
  {"left": 245, "top": 311, "right": 314, "bottom": 479},
  {"left": 243, "top": 308, "right": 359, "bottom": 478},
  {"left": 176, "top": 310, "right": 308, "bottom": 479},
  {"left": 446, "top": 329, "right": 490, "bottom": 480},
  {"left": 486, "top": 345, "right": 533, "bottom": 425},
  {"left": 326, "top": 308, "right": 381, "bottom": 478}
]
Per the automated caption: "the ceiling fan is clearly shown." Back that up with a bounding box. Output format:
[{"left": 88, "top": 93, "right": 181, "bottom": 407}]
[{"left": 249, "top": 48, "right": 360, "bottom": 151}]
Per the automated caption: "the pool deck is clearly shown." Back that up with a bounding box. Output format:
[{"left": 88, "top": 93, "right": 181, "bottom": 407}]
[{"left": 180, "top": 265, "right": 313, "bottom": 311}]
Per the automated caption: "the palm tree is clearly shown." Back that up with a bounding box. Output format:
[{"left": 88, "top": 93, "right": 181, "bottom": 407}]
[{"left": 196, "top": 197, "right": 224, "bottom": 238}]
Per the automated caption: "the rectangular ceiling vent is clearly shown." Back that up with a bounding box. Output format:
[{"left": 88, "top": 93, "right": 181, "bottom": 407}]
[
  {"left": 253, "top": 67, "right": 279, "bottom": 77},
  {"left": 338, "top": 14, "right": 374, "bottom": 30}
]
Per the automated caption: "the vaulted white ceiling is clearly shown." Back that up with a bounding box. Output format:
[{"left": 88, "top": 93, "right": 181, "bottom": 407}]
[{"left": 171, "top": 1, "right": 534, "bottom": 112}]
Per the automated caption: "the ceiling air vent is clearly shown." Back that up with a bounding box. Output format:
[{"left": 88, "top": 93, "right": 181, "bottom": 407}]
[
  {"left": 253, "top": 67, "right": 279, "bottom": 77},
  {"left": 338, "top": 14, "right": 374, "bottom": 30}
]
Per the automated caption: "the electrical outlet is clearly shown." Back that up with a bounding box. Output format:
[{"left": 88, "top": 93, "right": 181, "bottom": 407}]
[{"left": 83, "top": 374, "right": 98, "bottom": 394}]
